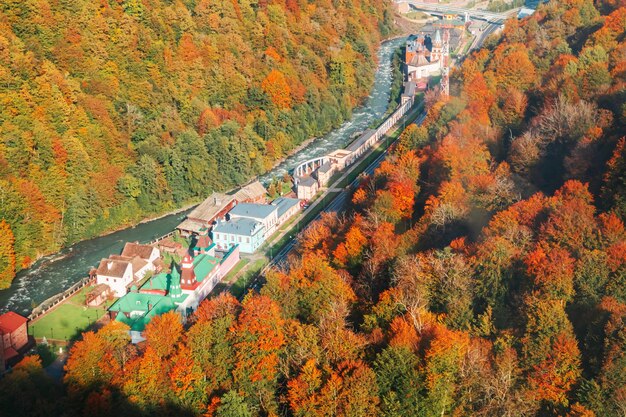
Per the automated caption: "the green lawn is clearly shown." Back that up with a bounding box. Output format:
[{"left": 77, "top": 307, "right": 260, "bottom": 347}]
[
  {"left": 222, "top": 259, "right": 249, "bottom": 284},
  {"left": 230, "top": 259, "right": 267, "bottom": 299},
  {"left": 30, "top": 303, "right": 108, "bottom": 341},
  {"left": 29, "top": 286, "right": 112, "bottom": 341}
]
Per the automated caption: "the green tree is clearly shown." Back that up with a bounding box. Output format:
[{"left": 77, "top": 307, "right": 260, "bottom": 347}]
[{"left": 216, "top": 390, "right": 253, "bottom": 417}]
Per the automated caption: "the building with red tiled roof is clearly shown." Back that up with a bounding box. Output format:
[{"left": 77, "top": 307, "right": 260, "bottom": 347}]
[
  {"left": 0, "top": 311, "right": 29, "bottom": 372},
  {"left": 121, "top": 242, "right": 160, "bottom": 263},
  {"left": 97, "top": 243, "right": 161, "bottom": 298}
]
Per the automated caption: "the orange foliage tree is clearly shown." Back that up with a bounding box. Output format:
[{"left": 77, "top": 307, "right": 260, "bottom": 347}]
[
  {"left": 529, "top": 333, "right": 581, "bottom": 408},
  {"left": 0, "top": 220, "right": 16, "bottom": 289},
  {"left": 262, "top": 70, "right": 292, "bottom": 109}
]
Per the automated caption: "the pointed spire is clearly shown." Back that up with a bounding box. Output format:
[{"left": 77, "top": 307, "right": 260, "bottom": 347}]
[
  {"left": 168, "top": 262, "right": 183, "bottom": 299},
  {"left": 434, "top": 29, "right": 442, "bottom": 46}
]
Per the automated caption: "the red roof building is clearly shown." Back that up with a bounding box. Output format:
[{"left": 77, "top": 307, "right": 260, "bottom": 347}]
[{"left": 0, "top": 311, "right": 29, "bottom": 371}]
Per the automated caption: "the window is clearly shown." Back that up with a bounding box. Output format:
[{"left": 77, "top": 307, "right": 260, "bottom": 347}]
[
  {"left": 246, "top": 237, "right": 250, "bottom": 243},
  {"left": 238, "top": 236, "right": 241, "bottom": 243}
]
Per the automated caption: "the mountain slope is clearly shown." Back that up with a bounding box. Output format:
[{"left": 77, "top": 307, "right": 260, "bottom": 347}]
[{"left": 0, "top": 0, "right": 394, "bottom": 287}]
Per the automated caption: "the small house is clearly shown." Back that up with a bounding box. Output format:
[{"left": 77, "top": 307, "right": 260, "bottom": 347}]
[
  {"left": 96, "top": 259, "right": 134, "bottom": 297},
  {"left": 297, "top": 176, "right": 319, "bottom": 200}
]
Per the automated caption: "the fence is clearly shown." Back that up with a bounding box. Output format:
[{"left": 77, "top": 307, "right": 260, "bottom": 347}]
[
  {"left": 28, "top": 275, "right": 95, "bottom": 321},
  {"left": 149, "top": 230, "right": 176, "bottom": 245}
]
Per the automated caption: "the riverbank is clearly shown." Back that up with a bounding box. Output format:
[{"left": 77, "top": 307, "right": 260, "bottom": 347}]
[{"left": 0, "top": 36, "right": 406, "bottom": 315}]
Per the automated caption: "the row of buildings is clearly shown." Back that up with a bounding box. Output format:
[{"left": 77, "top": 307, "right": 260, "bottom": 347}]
[
  {"left": 177, "top": 181, "right": 267, "bottom": 237},
  {"left": 109, "top": 242, "right": 240, "bottom": 343},
  {"left": 290, "top": 25, "right": 467, "bottom": 198},
  {"left": 176, "top": 181, "right": 301, "bottom": 254},
  {"left": 95, "top": 180, "right": 301, "bottom": 342}
]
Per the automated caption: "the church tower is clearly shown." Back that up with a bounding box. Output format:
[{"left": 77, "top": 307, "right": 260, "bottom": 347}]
[
  {"left": 168, "top": 264, "right": 184, "bottom": 300},
  {"left": 431, "top": 30, "right": 443, "bottom": 63},
  {"left": 180, "top": 254, "right": 199, "bottom": 291}
]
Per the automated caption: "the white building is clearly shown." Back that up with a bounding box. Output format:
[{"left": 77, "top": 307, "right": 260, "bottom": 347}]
[
  {"left": 97, "top": 243, "right": 161, "bottom": 297},
  {"left": 213, "top": 218, "right": 265, "bottom": 254},
  {"left": 405, "top": 32, "right": 443, "bottom": 82},
  {"left": 96, "top": 259, "right": 134, "bottom": 297},
  {"left": 297, "top": 176, "right": 319, "bottom": 200},
  {"left": 272, "top": 197, "right": 301, "bottom": 225},
  {"left": 228, "top": 203, "right": 279, "bottom": 237}
]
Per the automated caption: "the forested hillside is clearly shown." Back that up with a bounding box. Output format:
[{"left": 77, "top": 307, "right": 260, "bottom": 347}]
[
  {"left": 0, "top": 0, "right": 394, "bottom": 287},
  {"left": 2, "top": 0, "right": 626, "bottom": 416}
]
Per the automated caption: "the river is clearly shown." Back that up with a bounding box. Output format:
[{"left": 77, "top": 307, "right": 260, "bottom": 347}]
[{"left": 0, "top": 36, "right": 406, "bottom": 315}]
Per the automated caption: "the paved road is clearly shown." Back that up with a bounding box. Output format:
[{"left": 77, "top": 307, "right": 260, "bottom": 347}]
[
  {"left": 397, "top": 0, "right": 513, "bottom": 23},
  {"left": 470, "top": 22, "right": 501, "bottom": 50}
]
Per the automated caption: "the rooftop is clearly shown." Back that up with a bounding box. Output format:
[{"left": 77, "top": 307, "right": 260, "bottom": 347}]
[
  {"left": 176, "top": 218, "right": 206, "bottom": 234},
  {"left": 192, "top": 253, "right": 220, "bottom": 282},
  {"left": 346, "top": 130, "right": 376, "bottom": 153},
  {"left": 194, "top": 235, "right": 213, "bottom": 250},
  {"left": 298, "top": 176, "right": 318, "bottom": 188},
  {"left": 0, "top": 311, "right": 28, "bottom": 334},
  {"left": 318, "top": 161, "right": 332, "bottom": 173},
  {"left": 329, "top": 149, "right": 352, "bottom": 158},
  {"left": 121, "top": 242, "right": 155, "bottom": 260},
  {"left": 96, "top": 258, "right": 130, "bottom": 278},
  {"left": 229, "top": 203, "right": 278, "bottom": 220},
  {"left": 232, "top": 181, "right": 267, "bottom": 202},
  {"left": 213, "top": 218, "right": 264, "bottom": 237},
  {"left": 272, "top": 197, "right": 301, "bottom": 219},
  {"left": 402, "top": 81, "right": 416, "bottom": 97},
  {"left": 109, "top": 255, "right": 148, "bottom": 275},
  {"left": 186, "top": 193, "right": 235, "bottom": 222},
  {"left": 141, "top": 271, "right": 171, "bottom": 292},
  {"left": 110, "top": 291, "right": 186, "bottom": 332}
]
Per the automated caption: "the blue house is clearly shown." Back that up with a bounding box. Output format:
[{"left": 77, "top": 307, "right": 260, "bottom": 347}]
[{"left": 212, "top": 218, "right": 265, "bottom": 253}]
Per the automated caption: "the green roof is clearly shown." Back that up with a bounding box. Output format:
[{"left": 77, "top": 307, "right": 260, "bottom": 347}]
[
  {"left": 109, "top": 292, "right": 166, "bottom": 313},
  {"left": 193, "top": 253, "right": 220, "bottom": 282},
  {"left": 141, "top": 272, "right": 170, "bottom": 291},
  {"left": 109, "top": 291, "right": 187, "bottom": 332},
  {"left": 169, "top": 266, "right": 183, "bottom": 299}
]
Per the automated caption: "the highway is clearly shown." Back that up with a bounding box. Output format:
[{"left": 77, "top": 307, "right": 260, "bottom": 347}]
[
  {"left": 474, "top": 22, "right": 501, "bottom": 49},
  {"left": 396, "top": 1, "right": 513, "bottom": 23}
]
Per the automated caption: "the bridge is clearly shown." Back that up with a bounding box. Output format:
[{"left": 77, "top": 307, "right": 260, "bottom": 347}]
[
  {"left": 396, "top": 1, "right": 513, "bottom": 24},
  {"left": 293, "top": 156, "right": 330, "bottom": 179}
]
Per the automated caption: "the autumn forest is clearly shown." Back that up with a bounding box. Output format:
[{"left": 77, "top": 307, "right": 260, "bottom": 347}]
[
  {"left": 2, "top": 0, "right": 626, "bottom": 416},
  {"left": 0, "top": 0, "right": 394, "bottom": 287}
]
